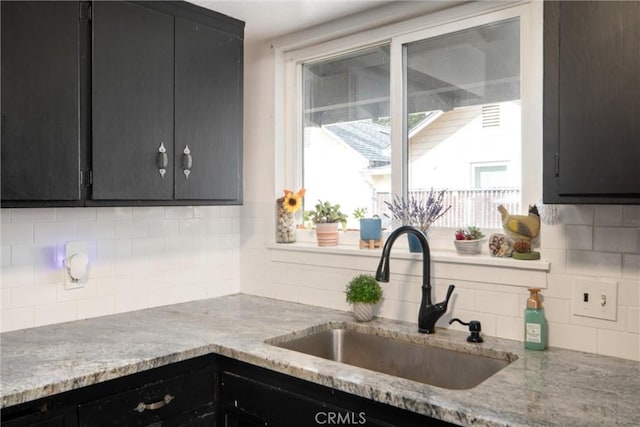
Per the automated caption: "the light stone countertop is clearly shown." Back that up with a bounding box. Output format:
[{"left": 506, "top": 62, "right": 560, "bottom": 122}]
[{"left": 1, "top": 294, "right": 638, "bottom": 426}]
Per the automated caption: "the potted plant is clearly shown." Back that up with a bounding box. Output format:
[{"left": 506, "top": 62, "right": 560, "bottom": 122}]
[
  {"left": 353, "top": 207, "right": 382, "bottom": 243},
  {"left": 345, "top": 274, "right": 383, "bottom": 321},
  {"left": 384, "top": 189, "right": 451, "bottom": 252},
  {"left": 454, "top": 226, "right": 485, "bottom": 254},
  {"left": 308, "top": 200, "right": 347, "bottom": 246}
]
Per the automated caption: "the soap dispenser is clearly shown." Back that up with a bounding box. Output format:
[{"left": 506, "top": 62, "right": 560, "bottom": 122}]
[{"left": 524, "top": 288, "right": 547, "bottom": 350}]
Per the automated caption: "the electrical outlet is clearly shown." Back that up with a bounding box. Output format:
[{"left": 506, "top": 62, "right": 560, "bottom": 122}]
[{"left": 572, "top": 279, "right": 617, "bottom": 321}]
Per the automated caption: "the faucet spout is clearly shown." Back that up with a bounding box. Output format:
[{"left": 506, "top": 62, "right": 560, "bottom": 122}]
[{"left": 375, "top": 225, "right": 455, "bottom": 334}]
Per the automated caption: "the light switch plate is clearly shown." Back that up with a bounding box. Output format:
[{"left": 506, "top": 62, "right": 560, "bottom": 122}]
[{"left": 572, "top": 279, "right": 617, "bottom": 321}]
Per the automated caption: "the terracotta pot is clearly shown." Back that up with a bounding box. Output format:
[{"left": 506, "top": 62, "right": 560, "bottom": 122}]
[{"left": 315, "top": 222, "right": 339, "bottom": 246}]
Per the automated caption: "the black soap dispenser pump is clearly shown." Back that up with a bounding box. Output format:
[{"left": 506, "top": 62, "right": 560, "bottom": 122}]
[{"left": 449, "top": 318, "right": 483, "bottom": 343}]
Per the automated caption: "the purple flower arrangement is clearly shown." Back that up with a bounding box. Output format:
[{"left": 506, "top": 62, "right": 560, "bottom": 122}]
[{"left": 384, "top": 189, "right": 451, "bottom": 232}]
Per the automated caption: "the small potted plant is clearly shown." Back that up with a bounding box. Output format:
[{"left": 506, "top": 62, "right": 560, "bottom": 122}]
[
  {"left": 353, "top": 207, "right": 382, "bottom": 243},
  {"left": 454, "top": 226, "right": 485, "bottom": 254},
  {"left": 345, "top": 274, "right": 383, "bottom": 322},
  {"left": 308, "top": 200, "right": 347, "bottom": 246},
  {"left": 384, "top": 189, "right": 451, "bottom": 252}
]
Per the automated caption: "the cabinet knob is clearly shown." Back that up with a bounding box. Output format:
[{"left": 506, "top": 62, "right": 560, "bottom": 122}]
[{"left": 182, "top": 145, "right": 192, "bottom": 179}]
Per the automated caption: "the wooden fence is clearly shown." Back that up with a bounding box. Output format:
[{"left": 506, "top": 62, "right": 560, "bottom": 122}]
[{"left": 375, "top": 188, "right": 520, "bottom": 229}]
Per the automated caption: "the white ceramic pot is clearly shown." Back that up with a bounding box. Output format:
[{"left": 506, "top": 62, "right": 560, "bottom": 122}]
[
  {"left": 315, "top": 222, "right": 339, "bottom": 246},
  {"left": 453, "top": 238, "right": 484, "bottom": 255},
  {"left": 353, "top": 302, "right": 375, "bottom": 322}
]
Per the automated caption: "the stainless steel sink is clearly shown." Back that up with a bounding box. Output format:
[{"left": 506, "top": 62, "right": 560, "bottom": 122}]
[{"left": 268, "top": 325, "right": 515, "bottom": 390}]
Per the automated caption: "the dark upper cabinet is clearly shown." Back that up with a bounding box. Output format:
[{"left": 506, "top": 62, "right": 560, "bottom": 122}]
[
  {"left": 92, "top": 1, "right": 175, "bottom": 200},
  {"left": 175, "top": 17, "right": 243, "bottom": 201},
  {"left": 1, "top": 1, "right": 83, "bottom": 202},
  {"left": 1, "top": 0, "right": 244, "bottom": 207},
  {"left": 543, "top": 1, "right": 640, "bottom": 204}
]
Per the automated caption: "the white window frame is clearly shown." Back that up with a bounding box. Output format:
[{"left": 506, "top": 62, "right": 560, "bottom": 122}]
[{"left": 277, "top": 1, "right": 542, "bottom": 249}]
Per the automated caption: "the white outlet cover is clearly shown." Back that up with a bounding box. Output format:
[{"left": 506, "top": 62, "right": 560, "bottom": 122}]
[
  {"left": 572, "top": 279, "right": 618, "bottom": 321},
  {"left": 64, "top": 241, "right": 89, "bottom": 289}
]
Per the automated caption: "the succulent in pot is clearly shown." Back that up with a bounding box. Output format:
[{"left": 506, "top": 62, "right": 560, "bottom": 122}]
[
  {"left": 345, "top": 274, "right": 383, "bottom": 322},
  {"left": 353, "top": 207, "right": 382, "bottom": 243},
  {"left": 454, "top": 226, "right": 485, "bottom": 255},
  {"left": 308, "top": 200, "right": 347, "bottom": 246}
]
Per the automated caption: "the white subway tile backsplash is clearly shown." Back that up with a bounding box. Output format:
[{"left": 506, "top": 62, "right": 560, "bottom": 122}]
[
  {"left": 1, "top": 246, "right": 10, "bottom": 266},
  {"left": 164, "top": 206, "right": 194, "bottom": 219},
  {"left": 34, "top": 301, "right": 77, "bottom": 327},
  {"left": 565, "top": 225, "right": 593, "bottom": 250},
  {"left": 1, "top": 223, "right": 34, "bottom": 244},
  {"left": 11, "top": 244, "right": 56, "bottom": 266},
  {"left": 132, "top": 238, "right": 166, "bottom": 256},
  {"left": 33, "top": 263, "right": 64, "bottom": 285},
  {"left": 627, "top": 307, "right": 639, "bottom": 333},
  {"left": 567, "top": 250, "right": 621, "bottom": 278},
  {"left": 1, "top": 210, "right": 11, "bottom": 223},
  {"left": 179, "top": 219, "right": 208, "bottom": 236},
  {"left": 561, "top": 205, "right": 593, "bottom": 225},
  {"left": 115, "top": 221, "right": 149, "bottom": 238},
  {"left": 10, "top": 284, "right": 57, "bottom": 308},
  {"left": 132, "top": 207, "right": 165, "bottom": 219},
  {"left": 475, "top": 291, "right": 520, "bottom": 317},
  {"left": 597, "top": 329, "right": 639, "bottom": 361},
  {"left": 594, "top": 227, "right": 639, "bottom": 253},
  {"left": 622, "top": 206, "right": 640, "bottom": 227},
  {"left": 56, "top": 208, "right": 97, "bottom": 222},
  {"left": 1, "top": 306, "right": 35, "bottom": 331},
  {"left": 496, "top": 315, "right": 523, "bottom": 341},
  {"left": 594, "top": 206, "right": 623, "bottom": 226},
  {"left": 34, "top": 222, "right": 76, "bottom": 243},
  {"left": 1, "top": 265, "right": 33, "bottom": 287},
  {"left": 9, "top": 208, "right": 56, "bottom": 223},
  {"left": 97, "top": 207, "right": 133, "bottom": 221},
  {"left": 622, "top": 255, "right": 639, "bottom": 279},
  {"left": 547, "top": 321, "right": 597, "bottom": 353},
  {"left": 147, "top": 220, "right": 180, "bottom": 238},
  {"left": 76, "top": 222, "right": 115, "bottom": 240},
  {"left": 77, "top": 296, "right": 115, "bottom": 320}
]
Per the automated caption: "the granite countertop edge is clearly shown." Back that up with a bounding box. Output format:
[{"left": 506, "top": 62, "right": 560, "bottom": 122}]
[{"left": 1, "top": 294, "right": 639, "bottom": 427}]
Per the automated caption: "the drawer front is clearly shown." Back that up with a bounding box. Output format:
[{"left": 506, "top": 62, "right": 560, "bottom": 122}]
[{"left": 78, "top": 365, "right": 215, "bottom": 426}]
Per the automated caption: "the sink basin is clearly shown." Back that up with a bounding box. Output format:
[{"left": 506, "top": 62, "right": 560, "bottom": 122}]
[{"left": 267, "top": 324, "right": 515, "bottom": 390}]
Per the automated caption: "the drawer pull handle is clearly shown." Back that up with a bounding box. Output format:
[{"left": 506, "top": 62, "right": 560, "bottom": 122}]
[
  {"left": 157, "top": 142, "right": 168, "bottom": 178},
  {"left": 182, "top": 145, "right": 192, "bottom": 179},
  {"left": 134, "top": 394, "right": 174, "bottom": 413}
]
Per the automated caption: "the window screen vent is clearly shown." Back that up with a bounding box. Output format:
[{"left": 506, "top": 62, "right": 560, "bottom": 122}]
[{"left": 482, "top": 105, "right": 500, "bottom": 128}]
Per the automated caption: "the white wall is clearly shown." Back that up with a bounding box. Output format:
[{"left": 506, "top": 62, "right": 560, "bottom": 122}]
[
  {"left": 1, "top": 206, "right": 241, "bottom": 332},
  {"left": 240, "top": 14, "right": 640, "bottom": 361}
]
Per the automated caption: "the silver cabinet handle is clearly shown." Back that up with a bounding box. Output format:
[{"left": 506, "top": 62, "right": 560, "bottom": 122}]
[
  {"left": 134, "top": 394, "right": 174, "bottom": 413},
  {"left": 157, "top": 143, "right": 168, "bottom": 178},
  {"left": 182, "top": 145, "right": 192, "bottom": 179}
]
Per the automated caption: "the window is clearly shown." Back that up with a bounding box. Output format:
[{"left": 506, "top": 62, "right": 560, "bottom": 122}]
[
  {"left": 302, "top": 45, "right": 391, "bottom": 228},
  {"left": 290, "top": 2, "right": 541, "bottom": 236}
]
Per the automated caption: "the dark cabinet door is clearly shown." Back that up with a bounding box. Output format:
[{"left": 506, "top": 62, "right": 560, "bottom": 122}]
[
  {"left": 92, "top": 1, "right": 174, "bottom": 200},
  {"left": 544, "top": 1, "right": 640, "bottom": 203},
  {"left": 1, "top": 1, "right": 81, "bottom": 201},
  {"left": 175, "top": 18, "right": 243, "bottom": 202}
]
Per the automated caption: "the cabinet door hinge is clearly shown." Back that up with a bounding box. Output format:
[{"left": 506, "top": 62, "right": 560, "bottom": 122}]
[
  {"left": 554, "top": 153, "right": 560, "bottom": 177},
  {"left": 80, "top": 170, "right": 93, "bottom": 187}
]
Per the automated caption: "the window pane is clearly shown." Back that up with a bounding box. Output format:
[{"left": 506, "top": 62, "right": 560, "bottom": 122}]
[
  {"left": 303, "top": 45, "right": 391, "bottom": 227},
  {"left": 404, "top": 18, "right": 521, "bottom": 229}
]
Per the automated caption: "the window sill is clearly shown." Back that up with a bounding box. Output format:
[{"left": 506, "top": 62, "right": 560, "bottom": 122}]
[{"left": 268, "top": 238, "right": 550, "bottom": 289}]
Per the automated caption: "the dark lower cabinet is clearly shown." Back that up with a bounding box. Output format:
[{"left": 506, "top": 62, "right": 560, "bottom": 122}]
[
  {"left": 1, "top": 355, "right": 217, "bottom": 427},
  {"left": 218, "top": 357, "right": 457, "bottom": 427}
]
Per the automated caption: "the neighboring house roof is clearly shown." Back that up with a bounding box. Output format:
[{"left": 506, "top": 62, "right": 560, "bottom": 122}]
[
  {"left": 408, "top": 110, "right": 443, "bottom": 138},
  {"left": 324, "top": 121, "right": 390, "bottom": 164}
]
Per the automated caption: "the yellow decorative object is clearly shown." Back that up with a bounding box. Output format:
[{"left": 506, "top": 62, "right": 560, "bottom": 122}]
[
  {"left": 497, "top": 205, "right": 541, "bottom": 260},
  {"left": 282, "top": 188, "right": 305, "bottom": 214}
]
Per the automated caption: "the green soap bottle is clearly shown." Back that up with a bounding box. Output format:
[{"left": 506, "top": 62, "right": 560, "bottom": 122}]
[{"left": 524, "top": 288, "right": 547, "bottom": 350}]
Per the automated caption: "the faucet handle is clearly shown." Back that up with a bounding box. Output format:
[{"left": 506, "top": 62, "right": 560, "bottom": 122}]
[{"left": 449, "top": 318, "right": 483, "bottom": 343}]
